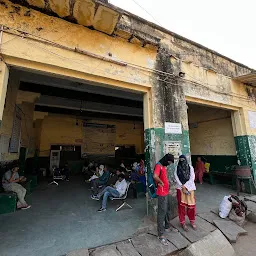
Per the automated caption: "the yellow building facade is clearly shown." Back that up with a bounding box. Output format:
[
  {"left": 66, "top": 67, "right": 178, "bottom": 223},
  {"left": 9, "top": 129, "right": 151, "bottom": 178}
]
[{"left": 0, "top": 0, "right": 256, "bottom": 203}]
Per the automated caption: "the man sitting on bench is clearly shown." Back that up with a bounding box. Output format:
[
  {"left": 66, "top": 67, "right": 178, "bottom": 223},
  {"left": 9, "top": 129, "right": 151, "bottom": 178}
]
[
  {"left": 91, "top": 173, "right": 127, "bottom": 212},
  {"left": 2, "top": 163, "right": 31, "bottom": 210},
  {"left": 91, "top": 165, "right": 110, "bottom": 195}
]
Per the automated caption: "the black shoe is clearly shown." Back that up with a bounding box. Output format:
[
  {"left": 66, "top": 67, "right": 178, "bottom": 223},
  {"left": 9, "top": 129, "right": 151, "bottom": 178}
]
[{"left": 97, "top": 207, "right": 106, "bottom": 212}]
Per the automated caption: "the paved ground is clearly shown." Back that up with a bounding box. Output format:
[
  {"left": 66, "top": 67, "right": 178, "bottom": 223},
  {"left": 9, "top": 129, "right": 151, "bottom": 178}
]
[
  {"left": 0, "top": 176, "right": 146, "bottom": 256},
  {"left": 195, "top": 182, "right": 236, "bottom": 213},
  {"left": 196, "top": 183, "right": 256, "bottom": 256},
  {"left": 1, "top": 180, "right": 255, "bottom": 256},
  {"left": 233, "top": 221, "right": 256, "bottom": 256}
]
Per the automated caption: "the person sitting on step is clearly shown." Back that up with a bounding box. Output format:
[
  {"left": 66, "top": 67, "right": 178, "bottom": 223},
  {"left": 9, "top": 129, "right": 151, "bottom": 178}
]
[{"left": 91, "top": 173, "right": 127, "bottom": 212}]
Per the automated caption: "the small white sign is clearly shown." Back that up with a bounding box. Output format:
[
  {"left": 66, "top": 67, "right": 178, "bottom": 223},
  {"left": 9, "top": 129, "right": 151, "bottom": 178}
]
[
  {"left": 165, "top": 122, "right": 182, "bottom": 134},
  {"left": 248, "top": 111, "right": 256, "bottom": 129},
  {"left": 164, "top": 141, "right": 181, "bottom": 160}
]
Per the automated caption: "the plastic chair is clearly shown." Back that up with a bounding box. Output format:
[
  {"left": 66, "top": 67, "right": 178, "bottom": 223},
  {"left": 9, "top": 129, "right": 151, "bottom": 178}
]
[
  {"left": 110, "top": 182, "right": 132, "bottom": 212},
  {"left": 48, "top": 167, "right": 65, "bottom": 186}
]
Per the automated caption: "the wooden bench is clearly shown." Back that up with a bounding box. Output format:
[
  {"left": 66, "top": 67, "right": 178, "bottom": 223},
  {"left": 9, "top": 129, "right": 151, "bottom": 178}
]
[{"left": 208, "top": 171, "right": 236, "bottom": 188}]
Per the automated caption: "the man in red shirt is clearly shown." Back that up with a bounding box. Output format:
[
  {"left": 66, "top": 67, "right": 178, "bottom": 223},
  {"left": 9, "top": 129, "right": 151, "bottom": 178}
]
[{"left": 153, "top": 153, "right": 175, "bottom": 246}]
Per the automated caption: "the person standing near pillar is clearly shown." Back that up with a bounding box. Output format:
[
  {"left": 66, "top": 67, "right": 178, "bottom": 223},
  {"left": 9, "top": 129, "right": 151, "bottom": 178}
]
[
  {"left": 195, "top": 156, "right": 205, "bottom": 184},
  {"left": 153, "top": 154, "right": 175, "bottom": 246},
  {"left": 175, "top": 155, "right": 196, "bottom": 231}
]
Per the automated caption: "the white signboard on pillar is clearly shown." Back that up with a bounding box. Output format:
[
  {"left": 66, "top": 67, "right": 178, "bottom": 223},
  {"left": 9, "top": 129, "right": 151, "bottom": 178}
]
[
  {"left": 165, "top": 122, "right": 182, "bottom": 134},
  {"left": 248, "top": 111, "right": 256, "bottom": 129}
]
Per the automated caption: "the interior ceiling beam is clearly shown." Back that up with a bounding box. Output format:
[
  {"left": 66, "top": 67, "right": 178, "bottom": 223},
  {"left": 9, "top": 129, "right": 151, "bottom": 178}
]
[
  {"left": 36, "top": 95, "right": 143, "bottom": 117},
  {"left": 16, "top": 91, "right": 40, "bottom": 105},
  {"left": 19, "top": 82, "right": 143, "bottom": 108},
  {"left": 16, "top": 70, "right": 143, "bottom": 102},
  {"left": 35, "top": 105, "right": 143, "bottom": 122}
]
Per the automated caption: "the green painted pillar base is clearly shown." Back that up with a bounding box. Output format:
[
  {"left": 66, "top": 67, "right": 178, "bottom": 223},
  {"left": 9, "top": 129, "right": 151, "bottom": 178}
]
[
  {"left": 235, "top": 135, "right": 256, "bottom": 181},
  {"left": 145, "top": 128, "right": 190, "bottom": 220}
]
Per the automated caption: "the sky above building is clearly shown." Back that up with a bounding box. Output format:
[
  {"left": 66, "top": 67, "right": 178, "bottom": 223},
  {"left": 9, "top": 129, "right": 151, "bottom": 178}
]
[{"left": 110, "top": 0, "right": 256, "bottom": 70}]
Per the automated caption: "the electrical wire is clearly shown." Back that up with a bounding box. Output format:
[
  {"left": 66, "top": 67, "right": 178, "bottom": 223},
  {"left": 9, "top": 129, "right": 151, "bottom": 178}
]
[
  {"left": 130, "top": 0, "right": 163, "bottom": 27},
  {"left": 1, "top": 35, "right": 18, "bottom": 46},
  {"left": 1, "top": 27, "right": 255, "bottom": 104},
  {"left": 1, "top": 27, "right": 176, "bottom": 78},
  {"left": 2, "top": 35, "right": 253, "bottom": 104},
  {"left": 183, "top": 73, "right": 251, "bottom": 100},
  {"left": 112, "top": 1, "right": 218, "bottom": 60},
  {"left": 3, "top": 25, "right": 250, "bottom": 84}
]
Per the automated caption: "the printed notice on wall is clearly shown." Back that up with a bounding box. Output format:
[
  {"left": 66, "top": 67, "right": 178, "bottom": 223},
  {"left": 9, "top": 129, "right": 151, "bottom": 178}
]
[
  {"left": 164, "top": 141, "right": 181, "bottom": 160},
  {"left": 165, "top": 122, "right": 182, "bottom": 134},
  {"left": 248, "top": 111, "right": 256, "bottom": 129}
]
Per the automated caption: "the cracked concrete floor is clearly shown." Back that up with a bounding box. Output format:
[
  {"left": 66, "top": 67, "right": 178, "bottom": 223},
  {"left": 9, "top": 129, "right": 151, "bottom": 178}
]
[
  {"left": 0, "top": 176, "right": 146, "bottom": 256},
  {"left": 1, "top": 180, "right": 255, "bottom": 256}
]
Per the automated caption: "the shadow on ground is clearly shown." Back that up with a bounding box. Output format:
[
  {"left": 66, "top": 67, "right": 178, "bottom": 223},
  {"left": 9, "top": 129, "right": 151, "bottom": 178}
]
[{"left": 0, "top": 176, "right": 146, "bottom": 256}]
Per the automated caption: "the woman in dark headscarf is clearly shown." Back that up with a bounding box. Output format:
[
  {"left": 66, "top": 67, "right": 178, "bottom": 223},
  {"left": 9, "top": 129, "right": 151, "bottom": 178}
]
[{"left": 174, "top": 155, "right": 197, "bottom": 231}]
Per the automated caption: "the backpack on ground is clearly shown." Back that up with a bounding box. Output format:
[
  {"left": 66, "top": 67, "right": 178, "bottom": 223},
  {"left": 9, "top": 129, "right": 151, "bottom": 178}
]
[{"left": 228, "top": 195, "right": 247, "bottom": 226}]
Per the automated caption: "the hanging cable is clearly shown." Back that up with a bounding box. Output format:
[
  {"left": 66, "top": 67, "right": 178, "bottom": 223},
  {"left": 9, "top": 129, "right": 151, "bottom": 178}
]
[
  {"left": 0, "top": 27, "right": 255, "bottom": 104},
  {"left": 1, "top": 26, "right": 175, "bottom": 78},
  {"left": 130, "top": 0, "right": 163, "bottom": 26}
]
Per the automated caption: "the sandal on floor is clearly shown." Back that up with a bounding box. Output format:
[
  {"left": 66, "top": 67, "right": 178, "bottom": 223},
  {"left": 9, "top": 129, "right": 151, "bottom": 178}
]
[
  {"left": 181, "top": 224, "right": 189, "bottom": 232},
  {"left": 158, "top": 237, "right": 169, "bottom": 246},
  {"left": 191, "top": 224, "right": 197, "bottom": 230},
  {"left": 165, "top": 227, "right": 178, "bottom": 233}
]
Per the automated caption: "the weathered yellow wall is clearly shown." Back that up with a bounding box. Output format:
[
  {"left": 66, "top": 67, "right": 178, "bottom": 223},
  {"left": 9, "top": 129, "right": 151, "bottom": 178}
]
[
  {"left": 34, "top": 119, "right": 43, "bottom": 149},
  {"left": 182, "top": 61, "right": 256, "bottom": 138},
  {"left": 38, "top": 114, "right": 144, "bottom": 157},
  {"left": 1, "top": 0, "right": 255, "bottom": 134},
  {"left": 0, "top": 75, "right": 37, "bottom": 160},
  {"left": 18, "top": 102, "right": 36, "bottom": 158},
  {"left": 0, "top": 74, "right": 20, "bottom": 161},
  {"left": 0, "top": 0, "right": 255, "bottom": 158},
  {"left": 188, "top": 104, "right": 236, "bottom": 156},
  {"left": 0, "top": 1, "right": 155, "bottom": 91},
  {"left": 182, "top": 62, "right": 251, "bottom": 109},
  {"left": 39, "top": 115, "right": 83, "bottom": 157},
  {"left": 0, "top": 61, "right": 9, "bottom": 121}
]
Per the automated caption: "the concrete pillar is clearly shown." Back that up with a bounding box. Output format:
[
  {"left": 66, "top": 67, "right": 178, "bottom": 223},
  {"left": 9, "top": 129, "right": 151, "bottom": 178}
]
[
  {"left": 145, "top": 46, "right": 190, "bottom": 219},
  {"left": 0, "top": 70, "right": 20, "bottom": 162},
  {"left": 232, "top": 109, "right": 256, "bottom": 183},
  {"left": 0, "top": 60, "right": 9, "bottom": 127}
]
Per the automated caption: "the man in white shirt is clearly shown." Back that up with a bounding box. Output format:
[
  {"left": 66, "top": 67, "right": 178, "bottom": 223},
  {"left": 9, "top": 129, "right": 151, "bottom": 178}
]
[{"left": 91, "top": 174, "right": 127, "bottom": 212}]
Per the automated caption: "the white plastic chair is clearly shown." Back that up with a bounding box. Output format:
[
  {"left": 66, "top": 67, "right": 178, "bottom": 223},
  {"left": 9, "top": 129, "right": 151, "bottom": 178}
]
[
  {"left": 48, "top": 167, "right": 65, "bottom": 186},
  {"left": 110, "top": 182, "right": 132, "bottom": 212}
]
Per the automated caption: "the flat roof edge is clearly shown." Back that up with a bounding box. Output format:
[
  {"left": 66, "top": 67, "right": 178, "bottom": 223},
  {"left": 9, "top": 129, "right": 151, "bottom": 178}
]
[{"left": 106, "top": 2, "right": 254, "bottom": 71}]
